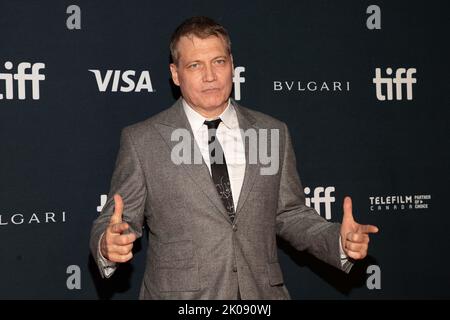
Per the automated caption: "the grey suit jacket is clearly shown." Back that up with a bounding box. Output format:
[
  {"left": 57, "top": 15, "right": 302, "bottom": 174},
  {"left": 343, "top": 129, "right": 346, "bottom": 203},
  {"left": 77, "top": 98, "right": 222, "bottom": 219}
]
[{"left": 90, "top": 98, "right": 352, "bottom": 300}]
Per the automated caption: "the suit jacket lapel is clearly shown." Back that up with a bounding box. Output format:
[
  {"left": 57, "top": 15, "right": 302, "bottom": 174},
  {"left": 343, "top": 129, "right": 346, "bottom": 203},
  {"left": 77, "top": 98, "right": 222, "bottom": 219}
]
[
  {"left": 153, "top": 99, "right": 232, "bottom": 222},
  {"left": 153, "top": 98, "right": 261, "bottom": 223},
  {"left": 232, "top": 99, "right": 260, "bottom": 218}
]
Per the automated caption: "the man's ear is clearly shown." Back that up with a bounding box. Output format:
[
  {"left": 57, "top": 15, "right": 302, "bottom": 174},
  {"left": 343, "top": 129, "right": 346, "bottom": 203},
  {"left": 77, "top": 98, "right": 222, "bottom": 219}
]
[{"left": 170, "top": 63, "right": 180, "bottom": 86}]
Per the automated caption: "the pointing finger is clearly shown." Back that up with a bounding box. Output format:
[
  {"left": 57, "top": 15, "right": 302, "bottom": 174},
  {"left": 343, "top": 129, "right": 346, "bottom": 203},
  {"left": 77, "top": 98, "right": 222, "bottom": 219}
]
[{"left": 360, "top": 224, "right": 379, "bottom": 234}]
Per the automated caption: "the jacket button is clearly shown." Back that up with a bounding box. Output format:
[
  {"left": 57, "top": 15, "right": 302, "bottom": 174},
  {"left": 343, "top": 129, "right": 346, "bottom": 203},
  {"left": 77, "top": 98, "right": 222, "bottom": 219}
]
[
  {"left": 232, "top": 224, "right": 237, "bottom": 232},
  {"left": 232, "top": 266, "right": 237, "bottom": 272}
]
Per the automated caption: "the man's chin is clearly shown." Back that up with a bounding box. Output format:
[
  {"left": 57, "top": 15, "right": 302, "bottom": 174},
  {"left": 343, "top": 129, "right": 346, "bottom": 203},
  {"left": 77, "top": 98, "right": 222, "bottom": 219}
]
[{"left": 199, "top": 98, "right": 228, "bottom": 109}]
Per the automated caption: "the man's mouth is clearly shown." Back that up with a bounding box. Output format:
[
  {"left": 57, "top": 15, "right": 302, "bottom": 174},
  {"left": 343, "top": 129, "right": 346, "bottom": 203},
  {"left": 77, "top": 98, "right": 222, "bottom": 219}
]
[{"left": 202, "top": 88, "right": 220, "bottom": 92}]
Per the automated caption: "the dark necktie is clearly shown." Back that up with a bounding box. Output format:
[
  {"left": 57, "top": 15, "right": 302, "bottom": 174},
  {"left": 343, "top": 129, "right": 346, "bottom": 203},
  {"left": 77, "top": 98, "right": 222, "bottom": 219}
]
[{"left": 204, "top": 118, "right": 235, "bottom": 222}]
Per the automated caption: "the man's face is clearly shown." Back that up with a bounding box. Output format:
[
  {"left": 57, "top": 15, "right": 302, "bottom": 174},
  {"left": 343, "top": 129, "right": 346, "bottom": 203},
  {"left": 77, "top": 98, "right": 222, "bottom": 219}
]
[{"left": 170, "top": 35, "right": 234, "bottom": 116}]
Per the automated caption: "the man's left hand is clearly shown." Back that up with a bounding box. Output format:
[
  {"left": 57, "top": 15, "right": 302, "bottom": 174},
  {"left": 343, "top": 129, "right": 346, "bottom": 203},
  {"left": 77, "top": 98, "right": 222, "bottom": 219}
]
[{"left": 340, "top": 196, "right": 379, "bottom": 260}]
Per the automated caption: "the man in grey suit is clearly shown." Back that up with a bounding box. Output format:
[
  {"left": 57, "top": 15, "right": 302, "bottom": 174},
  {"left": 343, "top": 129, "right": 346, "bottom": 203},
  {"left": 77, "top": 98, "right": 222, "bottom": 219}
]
[{"left": 90, "top": 16, "right": 378, "bottom": 299}]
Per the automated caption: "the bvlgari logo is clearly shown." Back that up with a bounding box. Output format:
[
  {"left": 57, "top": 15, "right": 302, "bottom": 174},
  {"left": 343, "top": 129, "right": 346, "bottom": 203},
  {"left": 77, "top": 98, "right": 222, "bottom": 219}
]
[
  {"left": 0, "top": 211, "right": 67, "bottom": 226},
  {"left": 273, "top": 80, "right": 350, "bottom": 93}
]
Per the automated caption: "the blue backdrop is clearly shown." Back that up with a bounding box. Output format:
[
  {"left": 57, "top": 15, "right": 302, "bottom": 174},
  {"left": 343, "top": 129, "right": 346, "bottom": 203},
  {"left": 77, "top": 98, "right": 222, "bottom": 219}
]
[{"left": 0, "top": 0, "right": 449, "bottom": 299}]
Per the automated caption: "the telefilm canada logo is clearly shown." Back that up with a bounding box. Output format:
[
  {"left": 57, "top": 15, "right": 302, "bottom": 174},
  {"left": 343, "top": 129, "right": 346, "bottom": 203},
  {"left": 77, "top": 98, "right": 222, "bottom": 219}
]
[{"left": 368, "top": 194, "right": 431, "bottom": 212}]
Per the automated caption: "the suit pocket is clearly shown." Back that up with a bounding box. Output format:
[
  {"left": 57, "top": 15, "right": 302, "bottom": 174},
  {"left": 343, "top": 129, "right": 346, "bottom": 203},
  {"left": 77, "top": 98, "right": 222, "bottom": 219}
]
[
  {"left": 155, "top": 240, "right": 200, "bottom": 292},
  {"left": 157, "top": 239, "right": 194, "bottom": 265},
  {"left": 267, "top": 262, "right": 284, "bottom": 286},
  {"left": 157, "top": 266, "right": 200, "bottom": 292}
]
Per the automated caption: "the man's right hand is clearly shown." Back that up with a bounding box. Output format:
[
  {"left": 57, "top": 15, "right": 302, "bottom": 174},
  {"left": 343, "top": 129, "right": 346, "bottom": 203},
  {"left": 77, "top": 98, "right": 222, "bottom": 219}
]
[{"left": 100, "top": 194, "right": 137, "bottom": 263}]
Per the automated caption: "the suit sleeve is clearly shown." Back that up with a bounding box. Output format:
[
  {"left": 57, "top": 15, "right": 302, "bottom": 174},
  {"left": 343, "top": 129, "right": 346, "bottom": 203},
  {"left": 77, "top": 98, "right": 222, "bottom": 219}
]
[
  {"left": 90, "top": 127, "right": 148, "bottom": 278},
  {"left": 275, "top": 123, "right": 352, "bottom": 273}
]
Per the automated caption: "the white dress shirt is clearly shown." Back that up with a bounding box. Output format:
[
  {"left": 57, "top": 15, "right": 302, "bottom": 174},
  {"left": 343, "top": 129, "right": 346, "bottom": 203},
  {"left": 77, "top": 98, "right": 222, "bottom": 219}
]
[{"left": 182, "top": 98, "right": 246, "bottom": 210}]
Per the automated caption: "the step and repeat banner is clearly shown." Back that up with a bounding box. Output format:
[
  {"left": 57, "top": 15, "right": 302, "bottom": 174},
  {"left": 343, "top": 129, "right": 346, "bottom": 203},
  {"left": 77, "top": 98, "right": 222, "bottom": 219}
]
[{"left": 0, "top": 0, "right": 449, "bottom": 299}]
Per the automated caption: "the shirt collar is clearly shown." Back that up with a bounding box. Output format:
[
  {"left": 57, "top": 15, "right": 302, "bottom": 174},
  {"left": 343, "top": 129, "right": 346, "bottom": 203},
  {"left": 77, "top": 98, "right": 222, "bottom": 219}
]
[{"left": 182, "top": 98, "right": 238, "bottom": 132}]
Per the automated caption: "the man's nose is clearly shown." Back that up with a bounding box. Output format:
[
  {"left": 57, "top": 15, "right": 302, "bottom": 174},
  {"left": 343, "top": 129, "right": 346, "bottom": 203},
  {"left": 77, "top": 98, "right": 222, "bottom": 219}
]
[{"left": 203, "top": 64, "right": 217, "bottom": 82}]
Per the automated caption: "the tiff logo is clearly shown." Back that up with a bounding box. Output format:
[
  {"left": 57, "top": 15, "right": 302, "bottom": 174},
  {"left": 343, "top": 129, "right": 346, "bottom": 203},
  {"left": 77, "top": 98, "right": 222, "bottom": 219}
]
[
  {"left": 89, "top": 69, "right": 155, "bottom": 92},
  {"left": 304, "top": 186, "right": 335, "bottom": 220},
  {"left": 233, "top": 66, "right": 245, "bottom": 101},
  {"left": 0, "top": 61, "right": 45, "bottom": 100},
  {"left": 373, "top": 67, "right": 417, "bottom": 101}
]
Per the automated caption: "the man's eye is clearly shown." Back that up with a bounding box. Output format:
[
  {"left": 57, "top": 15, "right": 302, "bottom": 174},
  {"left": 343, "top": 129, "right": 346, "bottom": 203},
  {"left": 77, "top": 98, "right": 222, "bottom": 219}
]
[
  {"left": 215, "top": 59, "right": 225, "bottom": 64},
  {"left": 189, "top": 63, "right": 199, "bottom": 69}
]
